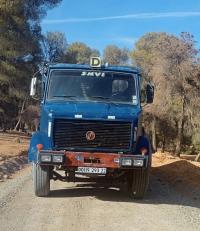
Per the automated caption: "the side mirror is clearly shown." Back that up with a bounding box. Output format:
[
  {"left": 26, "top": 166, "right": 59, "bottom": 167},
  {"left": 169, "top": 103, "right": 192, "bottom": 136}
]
[
  {"left": 146, "top": 83, "right": 154, "bottom": 104},
  {"left": 30, "top": 77, "right": 37, "bottom": 96}
]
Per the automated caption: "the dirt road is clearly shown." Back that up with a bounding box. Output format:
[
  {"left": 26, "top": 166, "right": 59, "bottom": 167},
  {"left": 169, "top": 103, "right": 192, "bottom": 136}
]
[{"left": 0, "top": 166, "right": 199, "bottom": 231}]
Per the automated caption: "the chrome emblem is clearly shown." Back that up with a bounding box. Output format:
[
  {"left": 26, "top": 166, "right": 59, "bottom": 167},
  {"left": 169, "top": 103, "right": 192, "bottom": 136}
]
[{"left": 86, "top": 131, "right": 96, "bottom": 141}]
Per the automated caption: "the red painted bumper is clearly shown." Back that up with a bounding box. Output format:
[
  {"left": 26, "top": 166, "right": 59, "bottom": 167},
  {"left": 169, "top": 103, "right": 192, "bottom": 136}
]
[
  {"left": 38, "top": 150, "right": 148, "bottom": 169},
  {"left": 65, "top": 151, "right": 121, "bottom": 168}
]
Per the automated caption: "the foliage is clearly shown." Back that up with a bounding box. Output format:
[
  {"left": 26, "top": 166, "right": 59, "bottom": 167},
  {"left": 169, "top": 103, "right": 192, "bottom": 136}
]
[
  {"left": 103, "top": 45, "right": 130, "bottom": 65},
  {"left": 42, "top": 31, "right": 68, "bottom": 62},
  {"left": 65, "top": 42, "right": 100, "bottom": 64},
  {"left": 131, "top": 32, "right": 200, "bottom": 155},
  {"left": 0, "top": 0, "right": 62, "bottom": 129}
]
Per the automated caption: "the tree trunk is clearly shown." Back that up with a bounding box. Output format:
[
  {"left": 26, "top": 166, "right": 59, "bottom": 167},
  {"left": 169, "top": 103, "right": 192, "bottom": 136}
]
[
  {"left": 175, "top": 96, "right": 185, "bottom": 157},
  {"left": 175, "top": 122, "right": 182, "bottom": 156},
  {"left": 161, "top": 136, "right": 165, "bottom": 153},
  {"left": 14, "top": 99, "right": 26, "bottom": 131},
  {"left": 152, "top": 116, "right": 157, "bottom": 152}
]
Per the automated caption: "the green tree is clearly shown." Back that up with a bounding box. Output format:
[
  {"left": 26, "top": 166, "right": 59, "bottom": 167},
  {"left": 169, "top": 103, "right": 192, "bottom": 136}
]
[
  {"left": 103, "top": 45, "right": 130, "bottom": 65},
  {"left": 0, "top": 0, "right": 62, "bottom": 129},
  {"left": 131, "top": 32, "right": 200, "bottom": 155},
  {"left": 43, "top": 32, "right": 68, "bottom": 62},
  {"left": 65, "top": 42, "right": 100, "bottom": 64}
]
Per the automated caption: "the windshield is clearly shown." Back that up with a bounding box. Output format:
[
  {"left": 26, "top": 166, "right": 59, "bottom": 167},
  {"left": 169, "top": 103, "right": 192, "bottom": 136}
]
[{"left": 47, "top": 70, "right": 137, "bottom": 105}]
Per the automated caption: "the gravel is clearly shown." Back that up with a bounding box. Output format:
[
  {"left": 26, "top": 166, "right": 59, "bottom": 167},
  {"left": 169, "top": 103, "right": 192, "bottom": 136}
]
[{"left": 0, "top": 167, "right": 199, "bottom": 231}]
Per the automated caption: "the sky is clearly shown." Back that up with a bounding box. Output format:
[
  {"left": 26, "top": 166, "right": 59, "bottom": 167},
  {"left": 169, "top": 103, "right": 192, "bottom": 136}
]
[{"left": 41, "top": 0, "right": 200, "bottom": 52}]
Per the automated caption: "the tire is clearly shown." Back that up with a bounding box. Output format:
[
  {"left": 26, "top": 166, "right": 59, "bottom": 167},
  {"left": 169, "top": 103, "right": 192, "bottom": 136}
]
[
  {"left": 128, "top": 168, "right": 149, "bottom": 199},
  {"left": 33, "top": 163, "right": 50, "bottom": 197}
]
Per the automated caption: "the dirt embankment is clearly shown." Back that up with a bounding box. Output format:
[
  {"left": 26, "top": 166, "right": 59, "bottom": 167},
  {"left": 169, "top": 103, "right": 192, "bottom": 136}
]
[
  {"left": 152, "top": 152, "right": 200, "bottom": 197},
  {"left": 0, "top": 132, "right": 30, "bottom": 180}
]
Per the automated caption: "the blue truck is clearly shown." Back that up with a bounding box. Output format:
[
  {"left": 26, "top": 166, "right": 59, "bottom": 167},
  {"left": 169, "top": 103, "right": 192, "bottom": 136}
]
[{"left": 29, "top": 57, "right": 154, "bottom": 199}]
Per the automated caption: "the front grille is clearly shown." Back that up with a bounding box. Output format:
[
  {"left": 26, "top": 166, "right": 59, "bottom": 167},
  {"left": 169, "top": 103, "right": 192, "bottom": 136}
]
[{"left": 53, "top": 119, "right": 132, "bottom": 151}]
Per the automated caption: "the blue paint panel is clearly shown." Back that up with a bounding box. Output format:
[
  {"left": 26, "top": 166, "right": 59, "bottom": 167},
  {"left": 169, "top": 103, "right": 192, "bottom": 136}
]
[
  {"left": 42, "top": 101, "right": 141, "bottom": 122},
  {"left": 47, "top": 63, "right": 141, "bottom": 74},
  {"left": 135, "top": 136, "right": 152, "bottom": 156},
  {"left": 28, "top": 131, "right": 52, "bottom": 162}
]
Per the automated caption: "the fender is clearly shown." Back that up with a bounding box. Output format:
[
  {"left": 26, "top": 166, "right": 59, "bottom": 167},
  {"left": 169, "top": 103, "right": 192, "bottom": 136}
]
[
  {"left": 135, "top": 136, "right": 152, "bottom": 156},
  {"left": 28, "top": 131, "right": 52, "bottom": 163}
]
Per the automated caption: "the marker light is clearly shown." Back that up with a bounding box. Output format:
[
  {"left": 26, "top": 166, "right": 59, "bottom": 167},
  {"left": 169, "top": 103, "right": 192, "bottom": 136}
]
[
  {"left": 37, "top": 144, "right": 43, "bottom": 151},
  {"left": 90, "top": 57, "right": 101, "bottom": 68},
  {"left": 114, "top": 158, "right": 120, "bottom": 164},
  {"left": 140, "top": 147, "right": 148, "bottom": 155}
]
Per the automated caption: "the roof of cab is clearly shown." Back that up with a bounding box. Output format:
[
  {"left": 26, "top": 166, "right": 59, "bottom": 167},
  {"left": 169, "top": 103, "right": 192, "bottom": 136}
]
[{"left": 47, "top": 63, "right": 141, "bottom": 74}]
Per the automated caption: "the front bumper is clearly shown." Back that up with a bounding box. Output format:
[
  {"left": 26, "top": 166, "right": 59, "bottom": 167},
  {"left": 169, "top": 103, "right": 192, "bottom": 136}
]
[{"left": 38, "top": 150, "right": 149, "bottom": 169}]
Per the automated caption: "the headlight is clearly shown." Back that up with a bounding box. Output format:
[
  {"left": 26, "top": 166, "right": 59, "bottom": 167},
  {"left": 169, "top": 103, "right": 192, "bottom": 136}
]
[
  {"left": 133, "top": 159, "right": 144, "bottom": 167},
  {"left": 52, "top": 155, "right": 63, "bottom": 163},
  {"left": 41, "top": 155, "right": 51, "bottom": 162},
  {"left": 121, "top": 158, "right": 132, "bottom": 166}
]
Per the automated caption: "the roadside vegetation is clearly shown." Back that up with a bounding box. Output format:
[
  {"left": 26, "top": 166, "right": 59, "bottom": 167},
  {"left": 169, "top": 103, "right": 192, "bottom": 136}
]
[
  {"left": 131, "top": 32, "right": 200, "bottom": 157},
  {"left": 0, "top": 1, "right": 200, "bottom": 157}
]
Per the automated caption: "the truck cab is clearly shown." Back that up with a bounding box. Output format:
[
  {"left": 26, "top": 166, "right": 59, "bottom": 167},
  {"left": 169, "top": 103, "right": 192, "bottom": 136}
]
[{"left": 29, "top": 58, "right": 154, "bottom": 199}]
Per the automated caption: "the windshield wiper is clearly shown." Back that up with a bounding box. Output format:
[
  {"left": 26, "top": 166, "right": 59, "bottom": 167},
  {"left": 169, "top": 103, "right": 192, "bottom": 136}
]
[
  {"left": 52, "top": 95, "right": 77, "bottom": 99},
  {"left": 90, "top": 96, "right": 121, "bottom": 105},
  {"left": 90, "top": 96, "right": 111, "bottom": 100}
]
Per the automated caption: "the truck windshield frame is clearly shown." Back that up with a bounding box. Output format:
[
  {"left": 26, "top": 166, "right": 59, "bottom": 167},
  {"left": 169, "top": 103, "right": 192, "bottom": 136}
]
[{"left": 46, "top": 69, "right": 139, "bottom": 106}]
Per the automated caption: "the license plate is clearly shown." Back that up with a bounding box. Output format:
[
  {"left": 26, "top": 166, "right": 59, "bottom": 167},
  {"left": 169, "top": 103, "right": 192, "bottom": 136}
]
[{"left": 76, "top": 167, "right": 107, "bottom": 174}]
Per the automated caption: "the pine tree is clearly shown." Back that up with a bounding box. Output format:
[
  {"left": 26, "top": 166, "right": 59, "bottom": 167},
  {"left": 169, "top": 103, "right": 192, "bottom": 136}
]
[{"left": 0, "top": 0, "right": 61, "bottom": 129}]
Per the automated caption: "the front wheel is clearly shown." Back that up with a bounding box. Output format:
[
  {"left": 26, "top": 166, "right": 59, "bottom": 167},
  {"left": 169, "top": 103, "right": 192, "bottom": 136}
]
[
  {"left": 33, "top": 163, "right": 50, "bottom": 197},
  {"left": 128, "top": 168, "right": 149, "bottom": 199}
]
